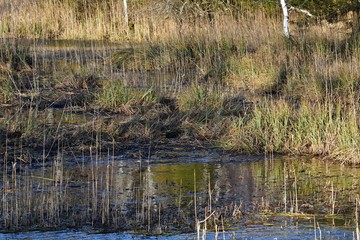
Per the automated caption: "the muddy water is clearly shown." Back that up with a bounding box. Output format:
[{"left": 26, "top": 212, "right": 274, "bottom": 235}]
[{"left": 1, "top": 147, "right": 359, "bottom": 238}]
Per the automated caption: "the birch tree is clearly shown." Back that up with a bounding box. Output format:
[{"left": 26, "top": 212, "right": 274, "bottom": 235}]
[
  {"left": 123, "top": 0, "right": 128, "bottom": 26},
  {"left": 280, "top": 0, "right": 290, "bottom": 38}
]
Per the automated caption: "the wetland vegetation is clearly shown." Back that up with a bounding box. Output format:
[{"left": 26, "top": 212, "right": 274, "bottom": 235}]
[{"left": 0, "top": 0, "right": 359, "bottom": 238}]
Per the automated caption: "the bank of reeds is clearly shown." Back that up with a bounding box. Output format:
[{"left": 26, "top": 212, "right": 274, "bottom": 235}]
[
  {"left": 0, "top": 0, "right": 279, "bottom": 42},
  {"left": 222, "top": 99, "right": 359, "bottom": 164},
  {"left": 0, "top": 0, "right": 169, "bottom": 40},
  {"left": 0, "top": 2, "right": 359, "bottom": 163}
]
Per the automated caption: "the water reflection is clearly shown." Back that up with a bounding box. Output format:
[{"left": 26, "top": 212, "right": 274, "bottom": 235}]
[
  {"left": 0, "top": 225, "right": 356, "bottom": 240},
  {"left": 0, "top": 149, "right": 359, "bottom": 235}
]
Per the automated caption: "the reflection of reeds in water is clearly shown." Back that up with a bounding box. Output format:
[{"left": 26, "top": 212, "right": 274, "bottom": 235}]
[
  {"left": 0, "top": 150, "right": 229, "bottom": 234},
  {"left": 354, "top": 197, "right": 360, "bottom": 240},
  {"left": 2, "top": 146, "right": 360, "bottom": 235},
  {"left": 2, "top": 156, "right": 64, "bottom": 229}
]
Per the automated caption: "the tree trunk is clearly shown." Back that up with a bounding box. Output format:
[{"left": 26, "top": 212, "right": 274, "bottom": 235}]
[
  {"left": 280, "top": 0, "right": 290, "bottom": 39},
  {"left": 123, "top": 0, "right": 129, "bottom": 26}
]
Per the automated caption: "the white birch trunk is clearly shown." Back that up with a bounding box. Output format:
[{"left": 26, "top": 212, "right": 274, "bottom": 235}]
[
  {"left": 123, "top": 0, "right": 129, "bottom": 26},
  {"left": 280, "top": 0, "right": 290, "bottom": 38}
]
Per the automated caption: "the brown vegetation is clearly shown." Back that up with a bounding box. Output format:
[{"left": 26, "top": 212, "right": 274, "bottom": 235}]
[{"left": 0, "top": 1, "right": 359, "bottom": 164}]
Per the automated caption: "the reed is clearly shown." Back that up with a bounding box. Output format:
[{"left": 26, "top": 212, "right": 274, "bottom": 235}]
[
  {"left": 1, "top": 141, "right": 360, "bottom": 234},
  {"left": 0, "top": 1, "right": 359, "bottom": 164},
  {"left": 0, "top": 41, "right": 33, "bottom": 104},
  {"left": 223, "top": 99, "right": 359, "bottom": 163},
  {"left": 95, "top": 80, "right": 158, "bottom": 114},
  {"left": 178, "top": 84, "right": 224, "bottom": 115},
  {"left": 0, "top": 0, "right": 281, "bottom": 43},
  {"left": 0, "top": 77, "right": 14, "bottom": 104}
]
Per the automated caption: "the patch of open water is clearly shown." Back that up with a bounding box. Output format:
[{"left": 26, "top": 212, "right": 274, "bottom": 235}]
[
  {"left": 1, "top": 146, "right": 359, "bottom": 239},
  {"left": 0, "top": 225, "right": 356, "bottom": 239}
]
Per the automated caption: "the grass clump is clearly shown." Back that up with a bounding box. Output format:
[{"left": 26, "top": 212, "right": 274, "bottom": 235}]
[
  {"left": 95, "top": 80, "right": 158, "bottom": 114},
  {"left": 0, "top": 77, "right": 15, "bottom": 104},
  {"left": 223, "top": 99, "right": 359, "bottom": 163},
  {"left": 0, "top": 41, "right": 34, "bottom": 104},
  {"left": 178, "top": 84, "right": 224, "bottom": 120}
]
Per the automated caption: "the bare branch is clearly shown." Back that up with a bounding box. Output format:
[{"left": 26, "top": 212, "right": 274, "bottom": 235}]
[{"left": 289, "top": 6, "right": 315, "bottom": 18}]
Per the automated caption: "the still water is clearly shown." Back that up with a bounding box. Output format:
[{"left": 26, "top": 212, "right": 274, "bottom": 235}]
[
  {"left": 1, "top": 146, "right": 359, "bottom": 239},
  {"left": 0, "top": 225, "right": 356, "bottom": 239}
]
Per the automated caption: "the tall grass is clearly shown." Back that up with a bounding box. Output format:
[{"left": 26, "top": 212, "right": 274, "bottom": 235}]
[
  {"left": 0, "top": 1, "right": 358, "bottom": 163},
  {"left": 0, "top": 77, "right": 14, "bottom": 104},
  {"left": 223, "top": 99, "right": 359, "bottom": 164},
  {"left": 95, "top": 80, "right": 158, "bottom": 113},
  {"left": 0, "top": 41, "right": 34, "bottom": 104},
  {"left": 0, "top": 0, "right": 124, "bottom": 40},
  {"left": 178, "top": 84, "right": 224, "bottom": 113},
  {"left": 0, "top": 0, "right": 280, "bottom": 42}
]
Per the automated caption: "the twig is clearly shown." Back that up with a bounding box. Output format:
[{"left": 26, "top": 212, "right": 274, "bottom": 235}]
[
  {"left": 198, "top": 211, "right": 216, "bottom": 224},
  {"left": 289, "top": 6, "right": 315, "bottom": 18}
]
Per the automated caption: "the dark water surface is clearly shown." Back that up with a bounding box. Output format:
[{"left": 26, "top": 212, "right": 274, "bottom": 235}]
[
  {"left": 1, "top": 146, "right": 359, "bottom": 239},
  {"left": 0, "top": 225, "right": 356, "bottom": 239}
]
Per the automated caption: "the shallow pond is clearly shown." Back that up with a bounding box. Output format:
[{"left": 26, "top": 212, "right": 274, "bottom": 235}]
[{"left": 1, "top": 146, "right": 359, "bottom": 239}]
